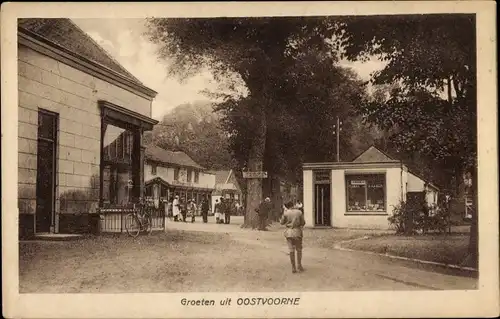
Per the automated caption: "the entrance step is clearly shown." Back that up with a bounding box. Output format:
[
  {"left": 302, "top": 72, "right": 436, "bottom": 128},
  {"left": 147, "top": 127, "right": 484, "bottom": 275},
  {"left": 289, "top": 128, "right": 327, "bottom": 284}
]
[{"left": 34, "top": 233, "right": 83, "bottom": 241}]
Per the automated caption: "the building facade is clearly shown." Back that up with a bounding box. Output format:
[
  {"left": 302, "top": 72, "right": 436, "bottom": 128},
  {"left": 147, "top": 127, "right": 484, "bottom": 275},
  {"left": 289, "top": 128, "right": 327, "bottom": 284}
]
[
  {"left": 144, "top": 145, "right": 216, "bottom": 211},
  {"left": 18, "top": 19, "right": 158, "bottom": 237},
  {"left": 302, "top": 146, "right": 439, "bottom": 230},
  {"left": 209, "top": 169, "right": 243, "bottom": 212}
]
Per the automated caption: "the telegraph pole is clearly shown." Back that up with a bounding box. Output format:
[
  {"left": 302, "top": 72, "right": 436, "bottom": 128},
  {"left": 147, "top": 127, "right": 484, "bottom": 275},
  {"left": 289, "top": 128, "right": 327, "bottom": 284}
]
[{"left": 333, "top": 116, "right": 342, "bottom": 162}]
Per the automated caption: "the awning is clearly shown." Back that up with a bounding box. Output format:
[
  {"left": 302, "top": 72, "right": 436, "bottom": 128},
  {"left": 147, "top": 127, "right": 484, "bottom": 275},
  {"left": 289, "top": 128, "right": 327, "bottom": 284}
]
[{"left": 99, "top": 100, "right": 159, "bottom": 131}]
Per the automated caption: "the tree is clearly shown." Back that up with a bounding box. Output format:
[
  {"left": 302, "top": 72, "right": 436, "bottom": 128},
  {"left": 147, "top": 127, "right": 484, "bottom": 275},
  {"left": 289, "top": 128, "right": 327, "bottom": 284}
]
[
  {"left": 145, "top": 17, "right": 341, "bottom": 228},
  {"left": 337, "top": 14, "right": 477, "bottom": 267},
  {"left": 145, "top": 101, "right": 236, "bottom": 170}
]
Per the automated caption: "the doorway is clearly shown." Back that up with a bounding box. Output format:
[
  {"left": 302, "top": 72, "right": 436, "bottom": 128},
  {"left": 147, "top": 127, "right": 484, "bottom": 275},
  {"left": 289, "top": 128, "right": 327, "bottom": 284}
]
[
  {"left": 36, "top": 110, "right": 58, "bottom": 233},
  {"left": 314, "top": 170, "right": 331, "bottom": 227}
]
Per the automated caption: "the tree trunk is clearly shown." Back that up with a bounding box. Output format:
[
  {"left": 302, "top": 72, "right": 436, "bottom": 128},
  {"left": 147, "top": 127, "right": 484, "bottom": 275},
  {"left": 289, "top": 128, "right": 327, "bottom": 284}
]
[{"left": 241, "top": 108, "right": 267, "bottom": 229}]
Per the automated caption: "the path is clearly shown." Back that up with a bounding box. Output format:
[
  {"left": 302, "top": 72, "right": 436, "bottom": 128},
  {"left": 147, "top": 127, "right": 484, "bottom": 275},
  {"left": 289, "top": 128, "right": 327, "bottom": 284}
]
[{"left": 166, "top": 217, "right": 477, "bottom": 291}]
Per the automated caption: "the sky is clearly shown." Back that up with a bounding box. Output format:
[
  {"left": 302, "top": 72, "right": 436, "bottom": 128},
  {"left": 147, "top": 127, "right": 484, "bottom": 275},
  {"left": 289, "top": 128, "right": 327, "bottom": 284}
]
[{"left": 73, "top": 18, "right": 385, "bottom": 120}]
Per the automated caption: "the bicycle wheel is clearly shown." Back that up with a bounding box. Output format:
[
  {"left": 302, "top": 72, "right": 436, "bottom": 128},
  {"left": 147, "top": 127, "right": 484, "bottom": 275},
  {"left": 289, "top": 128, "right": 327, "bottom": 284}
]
[
  {"left": 125, "top": 213, "right": 141, "bottom": 238},
  {"left": 143, "top": 210, "right": 153, "bottom": 235}
]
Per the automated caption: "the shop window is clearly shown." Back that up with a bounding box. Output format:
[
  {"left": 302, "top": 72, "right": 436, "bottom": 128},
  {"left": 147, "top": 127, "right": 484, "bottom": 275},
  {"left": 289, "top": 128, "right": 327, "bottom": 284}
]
[
  {"left": 101, "top": 120, "right": 138, "bottom": 207},
  {"left": 151, "top": 164, "right": 157, "bottom": 175},
  {"left": 194, "top": 171, "right": 199, "bottom": 183},
  {"left": 345, "top": 174, "right": 386, "bottom": 213}
]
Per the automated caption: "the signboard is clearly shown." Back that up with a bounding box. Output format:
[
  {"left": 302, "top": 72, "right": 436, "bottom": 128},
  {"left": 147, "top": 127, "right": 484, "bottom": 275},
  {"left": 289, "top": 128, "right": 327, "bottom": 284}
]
[
  {"left": 351, "top": 180, "right": 366, "bottom": 186},
  {"left": 243, "top": 171, "right": 268, "bottom": 179}
]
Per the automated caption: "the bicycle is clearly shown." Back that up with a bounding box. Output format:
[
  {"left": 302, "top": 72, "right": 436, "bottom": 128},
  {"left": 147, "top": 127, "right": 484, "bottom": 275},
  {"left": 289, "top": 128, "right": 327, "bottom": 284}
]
[{"left": 125, "top": 198, "right": 153, "bottom": 238}]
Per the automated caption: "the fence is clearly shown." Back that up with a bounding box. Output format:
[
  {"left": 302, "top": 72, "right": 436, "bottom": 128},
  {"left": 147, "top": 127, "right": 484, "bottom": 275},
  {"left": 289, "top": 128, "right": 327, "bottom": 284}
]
[{"left": 97, "top": 206, "right": 165, "bottom": 233}]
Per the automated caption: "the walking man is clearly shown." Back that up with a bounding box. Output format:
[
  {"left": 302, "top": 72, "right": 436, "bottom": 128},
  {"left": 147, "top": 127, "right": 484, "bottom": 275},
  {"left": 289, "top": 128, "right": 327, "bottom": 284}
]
[
  {"left": 280, "top": 201, "right": 305, "bottom": 273},
  {"left": 201, "top": 198, "right": 210, "bottom": 223}
]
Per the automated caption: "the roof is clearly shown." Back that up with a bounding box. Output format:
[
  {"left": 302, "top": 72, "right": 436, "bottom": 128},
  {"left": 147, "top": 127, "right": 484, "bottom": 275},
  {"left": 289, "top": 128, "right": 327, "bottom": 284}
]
[
  {"left": 145, "top": 145, "right": 204, "bottom": 170},
  {"left": 208, "top": 170, "right": 232, "bottom": 185},
  {"left": 208, "top": 169, "right": 242, "bottom": 192},
  {"left": 18, "top": 18, "right": 143, "bottom": 86},
  {"left": 306, "top": 145, "right": 440, "bottom": 190},
  {"left": 352, "top": 146, "right": 400, "bottom": 163}
]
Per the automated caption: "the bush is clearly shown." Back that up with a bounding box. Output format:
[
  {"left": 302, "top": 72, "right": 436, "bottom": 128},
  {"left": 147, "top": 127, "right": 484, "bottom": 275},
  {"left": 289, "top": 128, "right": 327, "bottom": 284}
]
[{"left": 388, "top": 193, "right": 451, "bottom": 235}]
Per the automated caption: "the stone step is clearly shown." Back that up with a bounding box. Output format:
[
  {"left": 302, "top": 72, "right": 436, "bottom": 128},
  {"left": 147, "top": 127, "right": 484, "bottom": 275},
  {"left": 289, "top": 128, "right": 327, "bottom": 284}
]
[{"left": 33, "top": 233, "right": 84, "bottom": 241}]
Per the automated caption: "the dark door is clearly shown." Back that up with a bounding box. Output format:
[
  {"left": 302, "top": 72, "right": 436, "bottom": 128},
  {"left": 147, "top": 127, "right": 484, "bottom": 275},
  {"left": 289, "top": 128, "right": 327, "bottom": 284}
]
[
  {"left": 36, "top": 110, "right": 57, "bottom": 233},
  {"left": 314, "top": 184, "right": 331, "bottom": 226}
]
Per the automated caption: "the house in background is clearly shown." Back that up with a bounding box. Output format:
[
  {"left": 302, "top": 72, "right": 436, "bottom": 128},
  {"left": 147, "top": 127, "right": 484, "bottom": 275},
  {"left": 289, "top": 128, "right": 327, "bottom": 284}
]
[
  {"left": 302, "top": 145, "right": 439, "bottom": 230},
  {"left": 17, "top": 18, "right": 158, "bottom": 238},
  {"left": 209, "top": 169, "right": 243, "bottom": 212},
  {"left": 144, "top": 145, "right": 216, "bottom": 210}
]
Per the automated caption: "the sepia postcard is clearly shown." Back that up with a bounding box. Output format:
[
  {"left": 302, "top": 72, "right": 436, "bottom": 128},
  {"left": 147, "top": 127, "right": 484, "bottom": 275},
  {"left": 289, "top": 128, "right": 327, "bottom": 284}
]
[{"left": 1, "top": 1, "right": 498, "bottom": 318}]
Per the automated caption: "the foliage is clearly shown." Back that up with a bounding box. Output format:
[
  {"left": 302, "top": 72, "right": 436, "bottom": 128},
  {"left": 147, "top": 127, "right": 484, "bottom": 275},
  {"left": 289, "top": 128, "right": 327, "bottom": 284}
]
[
  {"left": 144, "top": 17, "right": 374, "bottom": 227},
  {"left": 389, "top": 194, "right": 451, "bottom": 235},
  {"left": 145, "top": 101, "right": 236, "bottom": 170},
  {"left": 337, "top": 15, "right": 477, "bottom": 187},
  {"left": 336, "top": 14, "right": 477, "bottom": 262}
]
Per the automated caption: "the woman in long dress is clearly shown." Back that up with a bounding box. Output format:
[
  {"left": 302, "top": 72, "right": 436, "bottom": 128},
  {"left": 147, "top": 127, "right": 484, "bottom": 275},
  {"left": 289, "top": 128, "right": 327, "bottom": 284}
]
[{"left": 172, "top": 195, "right": 180, "bottom": 221}]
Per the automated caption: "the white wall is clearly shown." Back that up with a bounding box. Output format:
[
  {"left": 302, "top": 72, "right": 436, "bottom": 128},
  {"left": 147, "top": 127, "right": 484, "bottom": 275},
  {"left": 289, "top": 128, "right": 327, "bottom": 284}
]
[
  {"left": 406, "top": 172, "right": 438, "bottom": 206},
  {"left": 331, "top": 167, "right": 403, "bottom": 229},
  {"left": 302, "top": 170, "right": 314, "bottom": 228},
  {"left": 145, "top": 162, "right": 216, "bottom": 190}
]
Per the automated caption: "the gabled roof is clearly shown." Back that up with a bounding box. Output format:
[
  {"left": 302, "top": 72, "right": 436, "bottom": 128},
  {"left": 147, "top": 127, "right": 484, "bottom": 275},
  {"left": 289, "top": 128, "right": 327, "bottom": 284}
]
[
  {"left": 18, "top": 18, "right": 143, "bottom": 86},
  {"left": 208, "top": 169, "right": 242, "bottom": 192},
  {"left": 208, "top": 170, "right": 232, "bottom": 185},
  {"left": 145, "top": 145, "right": 204, "bottom": 170},
  {"left": 352, "top": 145, "right": 400, "bottom": 163}
]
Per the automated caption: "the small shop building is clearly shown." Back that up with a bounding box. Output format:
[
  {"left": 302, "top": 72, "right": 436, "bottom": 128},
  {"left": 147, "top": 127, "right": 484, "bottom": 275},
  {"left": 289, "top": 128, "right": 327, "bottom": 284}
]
[
  {"left": 17, "top": 19, "right": 158, "bottom": 237},
  {"left": 302, "top": 146, "right": 439, "bottom": 230},
  {"left": 144, "top": 145, "right": 216, "bottom": 211},
  {"left": 209, "top": 169, "right": 243, "bottom": 211}
]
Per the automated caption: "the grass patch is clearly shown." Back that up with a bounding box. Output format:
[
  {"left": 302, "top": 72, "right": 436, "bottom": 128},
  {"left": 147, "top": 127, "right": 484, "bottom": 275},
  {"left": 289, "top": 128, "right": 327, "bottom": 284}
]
[{"left": 342, "top": 234, "right": 471, "bottom": 267}]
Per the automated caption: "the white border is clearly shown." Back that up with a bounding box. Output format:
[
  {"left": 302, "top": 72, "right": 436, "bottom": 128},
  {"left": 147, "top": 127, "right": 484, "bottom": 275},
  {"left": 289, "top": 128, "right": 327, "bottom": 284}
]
[{"left": 2, "top": 2, "right": 498, "bottom": 318}]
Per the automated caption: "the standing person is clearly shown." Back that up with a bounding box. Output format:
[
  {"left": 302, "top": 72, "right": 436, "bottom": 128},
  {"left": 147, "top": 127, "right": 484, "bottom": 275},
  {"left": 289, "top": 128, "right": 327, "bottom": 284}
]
[
  {"left": 219, "top": 198, "right": 226, "bottom": 224},
  {"left": 224, "top": 199, "right": 233, "bottom": 225},
  {"left": 214, "top": 199, "right": 221, "bottom": 224},
  {"left": 235, "top": 201, "right": 241, "bottom": 216},
  {"left": 172, "top": 195, "right": 180, "bottom": 222},
  {"left": 256, "top": 197, "right": 272, "bottom": 231},
  {"left": 295, "top": 200, "right": 303, "bottom": 213},
  {"left": 187, "top": 199, "right": 197, "bottom": 223},
  {"left": 201, "top": 197, "right": 210, "bottom": 223},
  {"left": 180, "top": 199, "right": 187, "bottom": 222},
  {"left": 280, "top": 201, "right": 306, "bottom": 273}
]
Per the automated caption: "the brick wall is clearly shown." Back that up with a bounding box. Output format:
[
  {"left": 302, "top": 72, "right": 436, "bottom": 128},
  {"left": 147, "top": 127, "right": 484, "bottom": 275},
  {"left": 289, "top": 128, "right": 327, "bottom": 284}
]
[{"left": 18, "top": 45, "right": 153, "bottom": 235}]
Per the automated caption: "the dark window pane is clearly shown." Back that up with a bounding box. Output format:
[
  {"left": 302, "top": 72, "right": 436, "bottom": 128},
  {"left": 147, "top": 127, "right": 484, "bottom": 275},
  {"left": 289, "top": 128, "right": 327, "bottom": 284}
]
[
  {"left": 346, "top": 174, "right": 386, "bottom": 212},
  {"left": 38, "top": 111, "right": 56, "bottom": 140}
]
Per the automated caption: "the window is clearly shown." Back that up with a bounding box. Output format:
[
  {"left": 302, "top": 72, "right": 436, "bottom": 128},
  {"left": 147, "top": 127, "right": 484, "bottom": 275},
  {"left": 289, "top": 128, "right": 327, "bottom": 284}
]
[
  {"left": 194, "top": 171, "right": 199, "bottom": 183},
  {"left": 345, "top": 174, "right": 386, "bottom": 213},
  {"left": 151, "top": 164, "right": 157, "bottom": 175},
  {"left": 101, "top": 121, "right": 138, "bottom": 206},
  {"left": 187, "top": 169, "right": 192, "bottom": 182},
  {"left": 174, "top": 168, "right": 180, "bottom": 181}
]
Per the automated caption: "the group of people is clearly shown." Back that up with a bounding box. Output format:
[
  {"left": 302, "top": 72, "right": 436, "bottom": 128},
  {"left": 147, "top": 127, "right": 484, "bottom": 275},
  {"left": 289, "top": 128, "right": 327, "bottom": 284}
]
[
  {"left": 168, "top": 196, "right": 211, "bottom": 223},
  {"left": 213, "top": 198, "right": 241, "bottom": 224}
]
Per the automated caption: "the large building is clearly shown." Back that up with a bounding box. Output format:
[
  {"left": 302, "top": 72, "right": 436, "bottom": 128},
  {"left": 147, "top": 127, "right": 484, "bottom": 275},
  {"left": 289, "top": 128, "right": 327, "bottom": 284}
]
[
  {"left": 17, "top": 19, "right": 158, "bottom": 238},
  {"left": 302, "top": 146, "right": 439, "bottom": 229},
  {"left": 144, "top": 145, "right": 216, "bottom": 209}
]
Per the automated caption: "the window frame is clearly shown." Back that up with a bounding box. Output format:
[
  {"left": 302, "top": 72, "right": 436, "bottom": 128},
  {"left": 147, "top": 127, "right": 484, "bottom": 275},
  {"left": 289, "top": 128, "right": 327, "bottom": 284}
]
[
  {"left": 344, "top": 172, "right": 387, "bottom": 215},
  {"left": 99, "top": 116, "right": 141, "bottom": 208},
  {"left": 151, "top": 163, "right": 157, "bottom": 175},
  {"left": 194, "top": 171, "right": 200, "bottom": 183}
]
